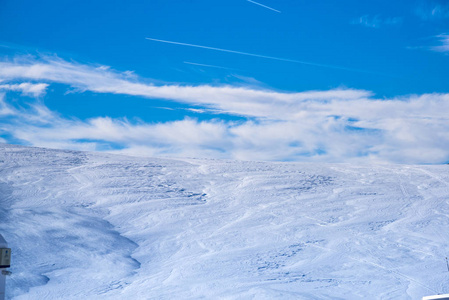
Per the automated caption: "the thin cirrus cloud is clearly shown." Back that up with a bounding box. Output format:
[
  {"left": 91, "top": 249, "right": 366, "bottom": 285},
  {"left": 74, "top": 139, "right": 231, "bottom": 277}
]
[
  {"left": 1, "top": 56, "right": 449, "bottom": 164},
  {"left": 430, "top": 34, "right": 449, "bottom": 52},
  {"left": 415, "top": 2, "right": 449, "bottom": 20},
  {"left": 0, "top": 82, "right": 48, "bottom": 97},
  {"left": 352, "top": 15, "right": 403, "bottom": 28},
  {"left": 0, "top": 56, "right": 371, "bottom": 120}
]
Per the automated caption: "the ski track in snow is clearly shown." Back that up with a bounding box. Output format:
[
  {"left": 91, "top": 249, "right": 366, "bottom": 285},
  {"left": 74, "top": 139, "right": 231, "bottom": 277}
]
[{"left": 1, "top": 144, "right": 449, "bottom": 299}]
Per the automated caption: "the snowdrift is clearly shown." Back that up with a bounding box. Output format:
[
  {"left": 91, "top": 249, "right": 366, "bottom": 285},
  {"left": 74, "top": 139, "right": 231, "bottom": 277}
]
[{"left": 1, "top": 144, "right": 449, "bottom": 299}]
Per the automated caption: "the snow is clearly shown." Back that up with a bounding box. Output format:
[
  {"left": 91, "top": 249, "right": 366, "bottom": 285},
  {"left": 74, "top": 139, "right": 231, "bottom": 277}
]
[{"left": 0, "top": 144, "right": 449, "bottom": 299}]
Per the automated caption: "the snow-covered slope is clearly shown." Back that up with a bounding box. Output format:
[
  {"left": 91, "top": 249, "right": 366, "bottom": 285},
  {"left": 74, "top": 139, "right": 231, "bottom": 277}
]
[{"left": 1, "top": 144, "right": 449, "bottom": 299}]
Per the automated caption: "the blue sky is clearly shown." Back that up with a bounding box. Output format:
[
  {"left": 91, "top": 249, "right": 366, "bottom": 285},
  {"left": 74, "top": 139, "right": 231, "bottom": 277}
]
[{"left": 1, "top": 0, "right": 449, "bottom": 163}]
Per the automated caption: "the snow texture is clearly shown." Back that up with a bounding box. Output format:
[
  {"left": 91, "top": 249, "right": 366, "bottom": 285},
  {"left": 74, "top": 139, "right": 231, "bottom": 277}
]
[{"left": 0, "top": 144, "right": 449, "bottom": 299}]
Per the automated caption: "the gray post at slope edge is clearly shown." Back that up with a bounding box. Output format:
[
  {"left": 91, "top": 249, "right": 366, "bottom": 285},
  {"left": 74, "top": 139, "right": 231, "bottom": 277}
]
[{"left": 0, "top": 234, "right": 11, "bottom": 300}]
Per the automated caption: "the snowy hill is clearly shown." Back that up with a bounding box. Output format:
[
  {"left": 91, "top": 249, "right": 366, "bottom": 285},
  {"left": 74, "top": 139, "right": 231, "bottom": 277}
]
[{"left": 1, "top": 144, "right": 449, "bottom": 299}]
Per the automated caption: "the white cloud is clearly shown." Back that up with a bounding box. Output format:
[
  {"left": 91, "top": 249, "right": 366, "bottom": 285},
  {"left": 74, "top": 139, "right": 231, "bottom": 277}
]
[
  {"left": 352, "top": 15, "right": 402, "bottom": 29},
  {"left": 416, "top": 2, "right": 449, "bottom": 20},
  {"left": 430, "top": 34, "right": 449, "bottom": 53},
  {"left": 0, "top": 94, "right": 16, "bottom": 116},
  {"left": 0, "top": 82, "right": 48, "bottom": 97},
  {"left": 1, "top": 92, "right": 449, "bottom": 164},
  {"left": 0, "top": 56, "right": 370, "bottom": 120},
  {"left": 1, "top": 56, "right": 449, "bottom": 164}
]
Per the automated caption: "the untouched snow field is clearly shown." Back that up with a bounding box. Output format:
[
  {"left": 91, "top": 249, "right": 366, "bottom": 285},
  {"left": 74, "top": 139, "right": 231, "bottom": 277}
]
[{"left": 1, "top": 144, "right": 449, "bottom": 299}]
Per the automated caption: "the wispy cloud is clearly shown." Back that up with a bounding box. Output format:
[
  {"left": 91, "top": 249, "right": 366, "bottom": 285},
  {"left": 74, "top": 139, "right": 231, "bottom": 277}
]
[
  {"left": 352, "top": 15, "right": 403, "bottom": 28},
  {"left": 430, "top": 34, "right": 449, "bottom": 53},
  {"left": 0, "top": 95, "right": 16, "bottom": 116},
  {"left": 146, "top": 37, "right": 383, "bottom": 75},
  {"left": 2, "top": 56, "right": 449, "bottom": 164},
  {"left": 0, "top": 82, "right": 48, "bottom": 97},
  {"left": 0, "top": 56, "right": 371, "bottom": 120},
  {"left": 246, "top": 0, "right": 281, "bottom": 13},
  {"left": 416, "top": 2, "right": 449, "bottom": 20},
  {"left": 2, "top": 91, "right": 449, "bottom": 164}
]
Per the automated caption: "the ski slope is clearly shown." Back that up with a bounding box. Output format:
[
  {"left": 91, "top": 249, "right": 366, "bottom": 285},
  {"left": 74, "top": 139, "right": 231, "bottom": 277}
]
[{"left": 1, "top": 144, "right": 449, "bottom": 299}]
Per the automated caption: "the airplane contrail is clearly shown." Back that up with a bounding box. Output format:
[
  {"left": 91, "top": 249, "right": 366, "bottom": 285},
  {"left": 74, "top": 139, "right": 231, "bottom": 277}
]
[
  {"left": 183, "top": 61, "right": 239, "bottom": 71},
  {"left": 146, "top": 37, "right": 390, "bottom": 76},
  {"left": 247, "top": 0, "right": 281, "bottom": 13}
]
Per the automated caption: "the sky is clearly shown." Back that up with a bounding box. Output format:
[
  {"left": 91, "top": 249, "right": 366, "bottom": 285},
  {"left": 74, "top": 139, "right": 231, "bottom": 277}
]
[{"left": 0, "top": 0, "right": 449, "bottom": 163}]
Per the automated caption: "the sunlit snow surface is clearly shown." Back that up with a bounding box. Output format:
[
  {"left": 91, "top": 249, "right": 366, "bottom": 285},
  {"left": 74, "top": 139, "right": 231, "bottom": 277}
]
[{"left": 1, "top": 144, "right": 449, "bottom": 299}]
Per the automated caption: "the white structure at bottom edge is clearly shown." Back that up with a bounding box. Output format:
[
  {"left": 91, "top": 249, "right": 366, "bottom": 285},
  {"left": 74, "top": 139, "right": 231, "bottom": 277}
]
[{"left": 423, "top": 295, "right": 449, "bottom": 300}]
